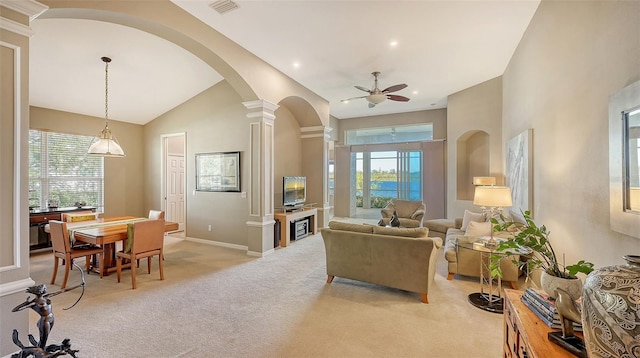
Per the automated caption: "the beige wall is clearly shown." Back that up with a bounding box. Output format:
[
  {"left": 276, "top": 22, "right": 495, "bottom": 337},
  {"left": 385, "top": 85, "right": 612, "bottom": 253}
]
[
  {"left": 30, "top": 107, "right": 145, "bottom": 217},
  {"left": 446, "top": 77, "right": 503, "bottom": 218},
  {"left": 502, "top": 0, "right": 640, "bottom": 269},
  {"left": 274, "top": 105, "right": 303, "bottom": 208},
  {"left": 0, "top": 8, "right": 33, "bottom": 355},
  {"left": 143, "top": 81, "right": 252, "bottom": 247}
]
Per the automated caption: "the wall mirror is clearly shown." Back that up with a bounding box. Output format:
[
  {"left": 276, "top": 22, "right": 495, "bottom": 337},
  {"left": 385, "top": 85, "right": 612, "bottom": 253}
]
[
  {"left": 623, "top": 107, "right": 640, "bottom": 213},
  {"left": 195, "top": 151, "right": 241, "bottom": 192},
  {"left": 609, "top": 80, "right": 640, "bottom": 238}
]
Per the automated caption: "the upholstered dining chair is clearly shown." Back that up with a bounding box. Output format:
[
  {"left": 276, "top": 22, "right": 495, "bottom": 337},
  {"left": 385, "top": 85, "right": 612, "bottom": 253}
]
[
  {"left": 148, "top": 210, "right": 165, "bottom": 220},
  {"left": 49, "top": 220, "right": 103, "bottom": 289},
  {"left": 116, "top": 219, "right": 165, "bottom": 289}
]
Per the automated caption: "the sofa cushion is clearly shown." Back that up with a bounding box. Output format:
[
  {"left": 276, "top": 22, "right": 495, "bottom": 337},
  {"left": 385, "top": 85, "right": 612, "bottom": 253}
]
[
  {"left": 372, "top": 226, "right": 428, "bottom": 238},
  {"left": 464, "top": 221, "right": 492, "bottom": 237},
  {"left": 461, "top": 210, "right": 486, "bottom": 231},
  {"left": 328, "top": 221, "right": 374, "bottom": 233}
]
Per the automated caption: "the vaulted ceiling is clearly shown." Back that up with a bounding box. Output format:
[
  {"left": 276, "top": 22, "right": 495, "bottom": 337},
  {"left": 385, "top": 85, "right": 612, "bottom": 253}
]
[{"left": 29, "top": 1, "right": 540, "bottom": 125}]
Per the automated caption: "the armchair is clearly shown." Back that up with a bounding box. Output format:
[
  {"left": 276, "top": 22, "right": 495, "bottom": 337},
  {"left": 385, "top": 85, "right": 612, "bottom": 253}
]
[{"left": 379, "top": 199, "right": 425, "bottom": 228}]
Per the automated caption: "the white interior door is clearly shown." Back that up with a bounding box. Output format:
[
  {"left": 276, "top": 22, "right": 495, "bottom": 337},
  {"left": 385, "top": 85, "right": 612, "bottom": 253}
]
[{"left": 166, "top": 154, "right": 185, "bottom": 230}]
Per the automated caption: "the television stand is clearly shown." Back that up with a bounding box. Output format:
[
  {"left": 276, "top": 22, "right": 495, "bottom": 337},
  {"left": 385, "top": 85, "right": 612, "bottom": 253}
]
[
  {"left": 284, "top": 204, "right": 304, "bottom": 212},
  {"left": 274, "top": 207, "right": 317, "bottom": 248}
]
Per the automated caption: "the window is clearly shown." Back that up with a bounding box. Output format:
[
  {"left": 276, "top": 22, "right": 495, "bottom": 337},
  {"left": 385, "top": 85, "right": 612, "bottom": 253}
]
[
  {"left": 29, "top": 130, "right": 104, "bottom": 212},
  {"left": 345, "top": 124, "right": 433, "bottom": 145},
  {"left": 355, "top": 150, "right": 422, "bottom": 208}
]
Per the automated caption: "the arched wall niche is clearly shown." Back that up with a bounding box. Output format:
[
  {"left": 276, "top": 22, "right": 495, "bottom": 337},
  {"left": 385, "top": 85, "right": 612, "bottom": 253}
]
[{"left": 456, "top": 130, "right": 490, "bottom": 201}]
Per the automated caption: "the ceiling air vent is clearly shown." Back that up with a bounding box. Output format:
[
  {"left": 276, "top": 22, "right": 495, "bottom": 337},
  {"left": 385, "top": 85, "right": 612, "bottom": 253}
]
[{"left": 210, "top": 0, "right": 239, "bottom": 15}]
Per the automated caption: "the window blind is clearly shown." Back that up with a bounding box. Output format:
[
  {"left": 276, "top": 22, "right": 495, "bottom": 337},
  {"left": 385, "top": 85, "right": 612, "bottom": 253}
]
[{"left": 29, "top": 130, "right": 104, "bottom": 212}]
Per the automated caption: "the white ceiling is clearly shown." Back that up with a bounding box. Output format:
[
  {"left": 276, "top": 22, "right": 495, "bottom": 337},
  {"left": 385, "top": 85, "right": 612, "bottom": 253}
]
[{"left": 29, "top": 0, "right": 540, "bottom": 125}]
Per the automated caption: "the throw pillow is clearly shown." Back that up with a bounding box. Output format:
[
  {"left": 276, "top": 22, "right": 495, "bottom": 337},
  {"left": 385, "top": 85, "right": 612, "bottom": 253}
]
[
  {"left": 464, "top": 221, "right": 492, "bottom": 238},
  {"left": 461, "top": 210, "right": 485, "bottom": 231},
  {"left": 390, "top": 210, "right": 401, "bottom": 227}
]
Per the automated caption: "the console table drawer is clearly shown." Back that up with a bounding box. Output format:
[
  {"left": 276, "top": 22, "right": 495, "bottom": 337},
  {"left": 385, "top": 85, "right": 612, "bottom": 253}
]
[{"left": 29, "top": 213, "right": 62, "bottom": 224}]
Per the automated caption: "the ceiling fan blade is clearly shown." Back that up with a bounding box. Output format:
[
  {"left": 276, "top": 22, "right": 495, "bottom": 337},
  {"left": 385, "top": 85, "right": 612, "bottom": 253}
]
[
  {"left": 354, "top": 85, "right": 372, "bottom": 93},
  {"left": 387, "top": 94, "right": 410, "bottom": 102},
  {"left": 382, "top": 84, "right": 408, "bottom": 93},
  {"left": 340, "top": 95, "right": 368, "bottom": 102}
]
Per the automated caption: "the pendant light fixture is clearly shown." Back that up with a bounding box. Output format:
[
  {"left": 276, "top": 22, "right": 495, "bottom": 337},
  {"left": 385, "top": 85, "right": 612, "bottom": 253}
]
[{"left": 88, "top": 56, "right": 125, "bottom": 157}]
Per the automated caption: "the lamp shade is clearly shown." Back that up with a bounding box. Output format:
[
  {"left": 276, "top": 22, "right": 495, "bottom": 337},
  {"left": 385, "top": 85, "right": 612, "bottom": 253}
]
[
  {"left": 87, "top": 126, "right": 125, "bottom": 157},
  {"left": 473, "top": 186, "right": 513, "bottom": 207},
  {"left": 473, "top": 176, "right": 497, "bottom": 186}
]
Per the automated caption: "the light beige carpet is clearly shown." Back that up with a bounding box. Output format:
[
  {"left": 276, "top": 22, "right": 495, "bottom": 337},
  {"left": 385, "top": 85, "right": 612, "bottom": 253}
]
[{"left": 24, "top": 220, "right": 509, "bottom": 358}]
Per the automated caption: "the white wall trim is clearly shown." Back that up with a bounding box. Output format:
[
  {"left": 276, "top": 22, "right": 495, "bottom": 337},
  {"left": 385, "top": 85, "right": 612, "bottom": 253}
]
[
  {"left": 0, "top": 17, "right": 34, "bottom": 37},
  {"left": 0, "top": 0, "right": 48, "bottom": 20},
  {"left": 0, "top": 278, "right": 36, "bottom": 297},
  {"left": 247, "top": 248, "right": 274, "bottom": 257},
  {"left": 0, "top": 41, "right": 22, "bottom": 272},
  {"left": 184, "top": 236, "right": 247, "bottom": 251}
]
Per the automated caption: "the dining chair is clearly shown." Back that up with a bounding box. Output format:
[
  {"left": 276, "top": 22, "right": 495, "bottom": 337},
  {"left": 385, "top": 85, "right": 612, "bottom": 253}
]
[
  {"left": 116, "top": 219, "right": 165, "bottom": 289},
  {"left": 148, "top": 210, "right": 165, "bottom": 220},
  {"left": 49, "top": 220, "right": 103, "bottom": 289}
]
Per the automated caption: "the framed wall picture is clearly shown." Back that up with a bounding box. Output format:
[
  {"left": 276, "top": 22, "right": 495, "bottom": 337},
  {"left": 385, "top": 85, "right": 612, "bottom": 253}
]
[
  {"left": 505, "top": 129, "right": 533, "bottom": 214},
  {"left": 195, "top": 151, "right": 241, "bottom": 192}
]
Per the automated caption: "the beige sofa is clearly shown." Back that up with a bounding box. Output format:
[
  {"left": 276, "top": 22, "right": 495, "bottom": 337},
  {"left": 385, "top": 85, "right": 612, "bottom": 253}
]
[
  {"left": 379, "top": 199, "right": 425, "bottom": 228},
  {"left": 320, "top": 221, "right": 442, "bottom": 303},
  {"left": 443, "top": 216, "right": 522, "bottom": 289}
]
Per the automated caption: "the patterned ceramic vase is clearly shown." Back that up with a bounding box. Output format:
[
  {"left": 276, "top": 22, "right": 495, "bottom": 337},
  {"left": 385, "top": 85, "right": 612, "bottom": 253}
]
[{"left": 581, "top": 255, "right": 640, "bottom": 358}]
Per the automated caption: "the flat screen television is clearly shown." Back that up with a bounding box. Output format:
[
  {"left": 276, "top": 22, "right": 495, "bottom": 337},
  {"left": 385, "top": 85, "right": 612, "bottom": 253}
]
[{"left": 283, "top": 176, "right": 306, "bottom": 207}]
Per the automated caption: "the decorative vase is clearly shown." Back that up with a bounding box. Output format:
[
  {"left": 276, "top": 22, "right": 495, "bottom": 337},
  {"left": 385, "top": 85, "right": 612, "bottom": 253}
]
[
  {"left": 581, "top": 255, "right": 640, "bottom": 358},
  {"left": 540, "top": 270, "right": 583, "bottom": 299}
]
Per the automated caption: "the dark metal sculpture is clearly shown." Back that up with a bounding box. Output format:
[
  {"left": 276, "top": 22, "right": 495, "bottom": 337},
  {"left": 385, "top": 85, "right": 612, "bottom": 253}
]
[{"left": 10, "top": 262, "right": 85, "bottom": 358}]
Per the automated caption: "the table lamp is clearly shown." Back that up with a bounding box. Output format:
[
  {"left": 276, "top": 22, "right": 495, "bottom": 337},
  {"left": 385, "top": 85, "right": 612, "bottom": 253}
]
[
  {"left": 473, "top": 176, "right": 497, "bottom": 186},
  {"left": 473, "top": 185, "right": 513, "bottom": 248}
]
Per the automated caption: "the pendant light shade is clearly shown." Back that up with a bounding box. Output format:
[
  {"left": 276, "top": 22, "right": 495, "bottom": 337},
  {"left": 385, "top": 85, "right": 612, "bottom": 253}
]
[{"left": 88, "top": 56, "right": 125, "bottom": 157}]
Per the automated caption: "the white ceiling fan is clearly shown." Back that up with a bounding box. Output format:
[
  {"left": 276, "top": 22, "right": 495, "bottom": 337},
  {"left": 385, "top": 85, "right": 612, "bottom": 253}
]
[{"left": 341, "top": 71, "right": 410, "bottom": 108}]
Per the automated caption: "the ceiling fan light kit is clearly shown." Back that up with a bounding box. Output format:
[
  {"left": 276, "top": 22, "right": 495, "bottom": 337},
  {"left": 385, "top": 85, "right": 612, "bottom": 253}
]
[{"left": 342, "top": 71, "right": 410, "bottom": 108}]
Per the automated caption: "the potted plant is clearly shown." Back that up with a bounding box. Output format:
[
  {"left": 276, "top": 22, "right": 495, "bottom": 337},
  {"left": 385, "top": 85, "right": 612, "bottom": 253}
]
[{"left": 489, "top": 210, "right": 594, "bottom": 298}]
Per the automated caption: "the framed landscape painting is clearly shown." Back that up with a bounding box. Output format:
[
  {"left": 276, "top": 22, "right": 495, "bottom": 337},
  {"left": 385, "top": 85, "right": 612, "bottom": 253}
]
[
  {"left": 505, "top": 129, "right": 533, "bottom": 215},
  {"left": 195, "top": 151, "right": 241, "bottom": 192}
]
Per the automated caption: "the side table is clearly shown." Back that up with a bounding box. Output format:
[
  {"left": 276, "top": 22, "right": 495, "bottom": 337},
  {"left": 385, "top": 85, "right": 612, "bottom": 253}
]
[{"left": 456, "top": 236, "right": 530, "bottom": 314}]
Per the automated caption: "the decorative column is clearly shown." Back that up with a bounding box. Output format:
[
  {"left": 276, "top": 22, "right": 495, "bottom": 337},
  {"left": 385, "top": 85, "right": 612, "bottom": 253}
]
[
  {"left": 243, "top": 100, "right": 278, "bottom": 256},
  {"left": 0, "top": 1, "right": 47, "bottom": 356},
  {"left": 300, "top": 126, "right": 332, "bottom": 228}
]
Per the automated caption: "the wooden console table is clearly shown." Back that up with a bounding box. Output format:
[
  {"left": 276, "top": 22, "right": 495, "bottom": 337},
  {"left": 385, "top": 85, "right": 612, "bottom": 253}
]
[
  {"left": 503, "top": 289, "right": 582, "bottom": 358},
  {"left": 274, "top": 207, "right": 317, "bottom": 247}
]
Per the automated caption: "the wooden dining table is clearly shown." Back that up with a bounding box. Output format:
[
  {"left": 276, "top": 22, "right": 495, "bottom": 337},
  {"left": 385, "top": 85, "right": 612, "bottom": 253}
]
[{"left": 70, "top": 216, "right": 179, "bottom": 275}]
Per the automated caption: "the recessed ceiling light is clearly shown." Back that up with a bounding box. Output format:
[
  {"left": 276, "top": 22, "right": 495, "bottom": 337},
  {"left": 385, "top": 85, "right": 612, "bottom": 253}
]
[
  {"left": 412, "top": 90, "right": 419, "bottom": 95},
  {"left": 390, "top": 40, "right": 398, "bottom": 47},
  {"left": 293, "top": 61, "right": 301, "bottom": 68}
]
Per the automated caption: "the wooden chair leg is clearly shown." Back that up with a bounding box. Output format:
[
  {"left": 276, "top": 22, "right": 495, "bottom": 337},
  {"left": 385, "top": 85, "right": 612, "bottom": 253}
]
[
  {"left": 131, "top": 257, "right": 137, "bottom": 289},
  {"left": 158, "top": 252, "right": 164, "bottom": 281},
  {"left": 51, "top": 257, "right": 59, "bottom": 285},
  {"left": 85, "top": 256, "right": 92, "bottom": 274},
  {"left": 420, "top": 293, "right": 429, "bottom": 304},
  {"left": 326, "top": 275, "right": 334, "bottom": 283},
  {"left": 147, "top": 257, "right": 152, "bottom": 274},
  {"left": 99, "top": 252, "right": 104, "bottom": 279},
  {"left": 61, "top": 258, "right": 71, "bottom": 289},
  {"left": 116, "top": 256, "right": 122, "bottom": 283}
]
